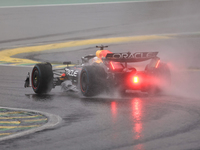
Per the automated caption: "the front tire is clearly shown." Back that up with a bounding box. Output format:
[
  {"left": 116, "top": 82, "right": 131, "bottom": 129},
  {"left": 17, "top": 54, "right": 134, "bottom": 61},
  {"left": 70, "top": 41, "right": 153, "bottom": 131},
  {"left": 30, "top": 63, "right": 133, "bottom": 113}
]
[{"left": 31, "top": 63, "right": 53, "bottom": 94}]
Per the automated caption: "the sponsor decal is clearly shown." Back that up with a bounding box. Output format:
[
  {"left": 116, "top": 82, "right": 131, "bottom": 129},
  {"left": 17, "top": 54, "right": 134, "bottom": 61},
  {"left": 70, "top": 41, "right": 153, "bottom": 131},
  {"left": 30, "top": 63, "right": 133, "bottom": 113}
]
[
  {"left": 65, "top": 69, "right": 78, "bottom": 77},
  {"left": 107, "top": 52, "right": 158, "bottom": 59}
]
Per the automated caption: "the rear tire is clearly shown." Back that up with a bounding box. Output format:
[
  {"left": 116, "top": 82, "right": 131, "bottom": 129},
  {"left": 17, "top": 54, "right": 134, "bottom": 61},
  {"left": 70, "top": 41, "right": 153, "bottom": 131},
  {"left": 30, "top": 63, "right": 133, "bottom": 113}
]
[
  {"left": 31, "top": 63, "right": 53, "bottom": 94},
  {"left": 156, "top": 63, "right": 171, "bottom": 86},
  {"left": 147, "top": 63, "right": 171, "bottom": 95},
  {"left": 80, "top": 65, "right": 106, "bottom": 96}
]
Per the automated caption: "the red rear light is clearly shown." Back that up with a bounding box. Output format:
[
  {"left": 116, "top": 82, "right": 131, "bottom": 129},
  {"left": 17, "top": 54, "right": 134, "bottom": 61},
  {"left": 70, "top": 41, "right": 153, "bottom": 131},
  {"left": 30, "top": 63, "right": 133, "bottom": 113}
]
[
  {"left": 126, "top": 74, "right": 144, "bottom": 89},
  {"left": 133, "top": 76, "right": 139, "bottom": 83},
  {"left": 155, "top": 60, "right": 160, "bottom": 68},
  {"left": 110, "top": 61, "right": 115, "bottom": 70}
]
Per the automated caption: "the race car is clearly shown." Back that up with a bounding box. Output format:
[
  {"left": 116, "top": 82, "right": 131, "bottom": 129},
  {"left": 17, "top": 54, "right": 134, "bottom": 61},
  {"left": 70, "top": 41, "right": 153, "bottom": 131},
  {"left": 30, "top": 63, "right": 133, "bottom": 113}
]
[{"left": 24, "top": 45, "right": 171, "bottom": 96}]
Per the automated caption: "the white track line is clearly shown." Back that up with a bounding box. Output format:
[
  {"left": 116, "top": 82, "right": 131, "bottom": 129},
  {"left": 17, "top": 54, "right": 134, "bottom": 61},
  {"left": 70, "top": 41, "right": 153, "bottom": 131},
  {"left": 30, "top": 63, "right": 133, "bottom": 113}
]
[{"left": 0, "top": 0, "right": 171, "bottom": 9}]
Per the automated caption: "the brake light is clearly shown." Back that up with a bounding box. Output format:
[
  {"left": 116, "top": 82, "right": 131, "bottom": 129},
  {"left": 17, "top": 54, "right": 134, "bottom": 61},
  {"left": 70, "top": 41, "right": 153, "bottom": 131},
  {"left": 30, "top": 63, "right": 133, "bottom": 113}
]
[
  {"left": 110, "top": 61, "right": 115, "bottom": 70},
  {"left": 133, "top": 76, "right": 139, "bottom": 83},
  {"left": 155, "top": 60, "right": 160, "bottom": 68}
]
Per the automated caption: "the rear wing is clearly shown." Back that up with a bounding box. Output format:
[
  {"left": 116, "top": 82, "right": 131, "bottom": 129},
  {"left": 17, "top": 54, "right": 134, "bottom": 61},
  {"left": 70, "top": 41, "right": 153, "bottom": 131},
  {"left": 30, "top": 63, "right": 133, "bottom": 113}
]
[{"left": 104, "top": 52, "right": 159, "bottom": 62}]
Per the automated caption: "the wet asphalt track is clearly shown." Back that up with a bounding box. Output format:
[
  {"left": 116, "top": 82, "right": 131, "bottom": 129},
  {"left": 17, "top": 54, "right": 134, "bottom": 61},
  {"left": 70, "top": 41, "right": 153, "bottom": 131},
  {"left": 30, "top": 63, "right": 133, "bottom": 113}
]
[{"left": 1, "top": 0, "right": 200, "bottom": 150}]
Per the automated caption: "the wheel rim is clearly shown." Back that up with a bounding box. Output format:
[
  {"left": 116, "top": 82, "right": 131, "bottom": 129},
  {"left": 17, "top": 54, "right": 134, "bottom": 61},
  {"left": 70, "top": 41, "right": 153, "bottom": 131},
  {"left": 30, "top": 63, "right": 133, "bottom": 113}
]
[
  {"left": 32, "top": 68, "right": 39, "bottom": 89},
  {"left": 81, "top": 71, "right": 88, "bottom": 92}
]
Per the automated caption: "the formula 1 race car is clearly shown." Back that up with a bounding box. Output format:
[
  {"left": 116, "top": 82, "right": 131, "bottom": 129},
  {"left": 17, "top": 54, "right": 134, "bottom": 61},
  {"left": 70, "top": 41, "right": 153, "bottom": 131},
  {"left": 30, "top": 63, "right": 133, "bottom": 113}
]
[{"left": 24, "top": 45, "right": 170, "bottom": 96}]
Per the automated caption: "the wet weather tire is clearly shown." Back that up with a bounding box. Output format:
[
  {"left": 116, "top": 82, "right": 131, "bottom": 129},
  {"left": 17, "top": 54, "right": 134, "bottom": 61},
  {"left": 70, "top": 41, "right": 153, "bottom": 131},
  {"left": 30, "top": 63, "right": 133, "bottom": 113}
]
[
  {"left": 156, "top": 63, "right": 171, "bottom": 86},
  {"left": 31, "top": 63, "right": 53, "bottom": 94},
  {"left": 80, "top": 65, "right": 106, "bottom": 97},
  {"left": 148, "top": 63, "right": 171, "bottom": 95}
]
